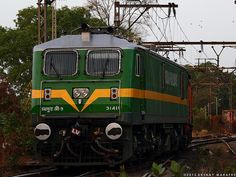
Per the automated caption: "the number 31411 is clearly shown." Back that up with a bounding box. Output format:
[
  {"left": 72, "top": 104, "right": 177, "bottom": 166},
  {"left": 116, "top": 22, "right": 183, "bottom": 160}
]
[{"left": 106, "top": 106, "right": 120, "bottom": 111}]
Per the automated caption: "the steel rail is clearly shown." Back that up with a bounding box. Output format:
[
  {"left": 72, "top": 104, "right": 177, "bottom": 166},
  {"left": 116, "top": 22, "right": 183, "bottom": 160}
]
[
  {"left": 11, "top": 166, "right": 57, "bottom": 177},
  {"left": 189, "top": 135, "right": 236, "bottom": 148},
  {"left": 218, "top": 138, "right": 236, "bottom": 156}
]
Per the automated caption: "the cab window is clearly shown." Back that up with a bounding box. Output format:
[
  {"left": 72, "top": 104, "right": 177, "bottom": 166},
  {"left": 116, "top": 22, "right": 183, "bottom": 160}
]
[
  {"left": 44, "top": 50, "right": 78, "bottom": 76},
  {"left": 86, "top": 49, "right": 121, "bottom": 77}
]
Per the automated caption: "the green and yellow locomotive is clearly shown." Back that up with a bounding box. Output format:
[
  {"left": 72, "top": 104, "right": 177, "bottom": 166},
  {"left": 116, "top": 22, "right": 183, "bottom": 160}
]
[{"left": 32, "top": 27, "right": 192, "bottom": 166}]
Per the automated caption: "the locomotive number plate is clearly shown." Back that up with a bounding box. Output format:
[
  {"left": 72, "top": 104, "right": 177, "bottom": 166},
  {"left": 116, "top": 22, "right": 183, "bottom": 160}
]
[{"left": 106, "top": 106, "right": 120, "bottom": 111}]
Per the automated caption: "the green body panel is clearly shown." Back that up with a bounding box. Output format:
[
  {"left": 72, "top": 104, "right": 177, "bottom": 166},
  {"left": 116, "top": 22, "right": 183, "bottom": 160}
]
[
  {"left": 41, "top": 80, "right": 121, "bottom": 114},
  {"left": 32, "top": 48, "right": 189, "bottom": 124},
  {"left": 139, "top": 50, "right": 189, "bottom": 123},
  {"left": 32, "top": 49, "right": 135, "bottom": 116},
  {"left": 31, "top": 34, "right": 191, "bottom": 166}
]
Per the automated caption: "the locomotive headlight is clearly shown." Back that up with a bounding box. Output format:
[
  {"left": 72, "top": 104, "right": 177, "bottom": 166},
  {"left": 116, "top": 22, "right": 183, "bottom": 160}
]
[
  {"left": 73, "top": 89, "right": 81, "bottom": 98},
  {"left": 73, "top": 88, "right": 89, "bottom": 99}
]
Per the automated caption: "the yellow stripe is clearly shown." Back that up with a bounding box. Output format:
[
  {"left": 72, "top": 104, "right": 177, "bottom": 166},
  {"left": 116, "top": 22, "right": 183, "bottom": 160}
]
[
  {"left": 120, "top": 88, "right": 144, "bottom": 99},
  {"left": 120, "top": 89, "right": 187, "bottom": 105},
  {"left": 32, "top": 89, "right": 80, "bottom": 112},
  {"left": 32, "top": 90, "right": 43, "bottom": 99},
  {"left": 32, "top": 88, "right": 187, "bottom": 112}
]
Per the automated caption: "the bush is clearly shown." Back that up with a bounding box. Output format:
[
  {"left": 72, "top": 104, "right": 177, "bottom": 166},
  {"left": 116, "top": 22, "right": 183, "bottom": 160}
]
[{"left": 0, "top": 77, "right": 33, "bottom": 169}]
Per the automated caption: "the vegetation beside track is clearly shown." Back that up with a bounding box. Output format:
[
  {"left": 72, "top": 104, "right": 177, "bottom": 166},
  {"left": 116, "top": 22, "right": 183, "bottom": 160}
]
[{"left": 0, "top": 5, "right": 105, "bottom": 176}]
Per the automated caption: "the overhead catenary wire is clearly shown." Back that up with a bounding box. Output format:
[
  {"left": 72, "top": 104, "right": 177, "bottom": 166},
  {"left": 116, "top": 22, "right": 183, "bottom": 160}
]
[
  {"left": 146, "top": 11, "right": 169, "bottom": 41},
  {"left": 138, "top": 13, "right": 160, "bottom": 41},
  {"left": 173, "top": 50, "right": 194, "bottom": 65},
  {"left": 151, "top": 7, "right": 172, "bottom": 41},
  {"left": 123, "top": 1, "right": 197, "bottom": 65},
  {"left": 156, "top": 3, "right": 210, "bottom": 60},
  {"left": 149, "top": 6, "right": 193, "bottom": 65},
  {"left": 174, "top": 17, "right": 209, "bottom": 58}
]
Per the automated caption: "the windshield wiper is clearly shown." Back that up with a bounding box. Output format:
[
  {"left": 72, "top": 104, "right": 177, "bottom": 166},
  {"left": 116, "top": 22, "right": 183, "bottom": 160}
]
[
  {"left": 102, "top": 58, "right": 109, "bottom": 78},
  {"left": 50, "top": 57, "right": 61, "bottom": 79}
]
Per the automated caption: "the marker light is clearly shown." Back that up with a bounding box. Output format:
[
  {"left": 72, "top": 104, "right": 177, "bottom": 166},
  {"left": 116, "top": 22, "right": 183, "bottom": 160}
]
[
  {"left": 110, "top": 88, "right": 118, "bottom": 100},
  {"left": 44, "top": 88, "right": 51, "bottom": 101}
]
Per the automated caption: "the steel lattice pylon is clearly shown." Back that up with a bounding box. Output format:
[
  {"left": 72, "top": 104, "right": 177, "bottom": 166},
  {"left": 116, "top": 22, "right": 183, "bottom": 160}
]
[{"left": 37, "top": 0, "right": 56, "bottom": 44}]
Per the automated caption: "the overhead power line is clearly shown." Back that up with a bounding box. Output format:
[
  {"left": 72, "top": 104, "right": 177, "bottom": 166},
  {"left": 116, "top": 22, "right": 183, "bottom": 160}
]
[
  {"left": 143, "top": 41, "right": 236, "bottom": 67},
  {"left": 143, "top": 41, "right": 236, "bottom": 45},
  {"left": 114, "top": 1, "right": 178, "bottom": 28}
]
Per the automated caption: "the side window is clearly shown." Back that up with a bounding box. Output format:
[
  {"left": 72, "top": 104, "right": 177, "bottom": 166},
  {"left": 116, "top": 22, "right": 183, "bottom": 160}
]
[
  {"left": 136, "top": 54, "right": 141, "bottom": 77},
  {"left": 180, "top": 72, "right": 184, "bottom": 99},
  {"left": 161, "top": 63, "right": 165, "bottom": 89}
]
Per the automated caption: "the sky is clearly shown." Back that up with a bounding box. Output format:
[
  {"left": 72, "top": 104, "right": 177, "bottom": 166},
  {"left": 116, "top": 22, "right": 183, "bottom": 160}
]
[{"left": 0, "top": 0, "right": 236, "bottom": 67}]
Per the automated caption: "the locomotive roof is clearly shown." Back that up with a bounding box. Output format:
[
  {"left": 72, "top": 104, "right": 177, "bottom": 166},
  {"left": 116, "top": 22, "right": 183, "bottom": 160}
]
[
  {"left": 33, "top": 33, "right": 189, "bottom": 75},
  {"left": 33, "top": 34, "right": 138, "bottom": 51}
]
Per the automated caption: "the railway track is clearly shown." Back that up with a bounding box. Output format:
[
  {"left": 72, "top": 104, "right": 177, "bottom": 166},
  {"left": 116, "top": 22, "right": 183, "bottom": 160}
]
[
  {"left": 189, "top": 135, "right": 236, "bottom": 148},
  {"left": 11, "top": 135, "right": 236, "bottom": 177},
  {"left": 11, "top": 166, "right": 57, "bottom": 177},
  {"left": 141, "top": 135, "right": 236, "bottom": 177}
]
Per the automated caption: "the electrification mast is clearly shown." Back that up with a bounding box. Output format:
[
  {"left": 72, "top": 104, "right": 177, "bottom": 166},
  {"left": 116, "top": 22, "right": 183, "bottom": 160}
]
[
  {"left": 37, "top": 0, "right": 56, "bottom": 44},
  {"left": 51, "top": 0, "right": 57, "bottom": 40}
]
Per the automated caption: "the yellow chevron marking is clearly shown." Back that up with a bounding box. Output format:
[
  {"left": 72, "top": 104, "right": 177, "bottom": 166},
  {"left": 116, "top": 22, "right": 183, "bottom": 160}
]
[
  {"left": 32, "top": 88, "right": 187, "bottom": 113},
  {"left": 51, "top": 90, "right": 80, "bottom": 112},
  {"left": 32, "top": 89, "right": 80, "bottom": 112},
  {"left": 81, "top": 89, "right": 110, "bottom": 112}
]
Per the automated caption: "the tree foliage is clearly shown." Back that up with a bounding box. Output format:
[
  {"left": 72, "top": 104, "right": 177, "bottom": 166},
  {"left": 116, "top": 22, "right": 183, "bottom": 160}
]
[
  {"left": 0, "top": 6, "right": 105, "bottom": 169},
  {"left": 0, "top": 76, "right": 33, "bottom": 169},
  {"left": 86, "top": 0, "right": 153, "bottom": 40},
  {"left": 0, "top": 77, "right": 21, "bottom": 115},
  {"left": 57, "top": 6, "right": 106, "bottom": 35},
  {"left": 186, "top": 63, "right": 236, "bottom": 117},
  {"left": 0, "top": 6, "right": 105, "bottom": 97}
]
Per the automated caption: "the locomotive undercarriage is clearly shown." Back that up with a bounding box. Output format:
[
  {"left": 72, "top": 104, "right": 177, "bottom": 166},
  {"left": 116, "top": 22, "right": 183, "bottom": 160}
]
[
  {"left": 35, "top": 119, "right": 133, "bottom": 166},
  {"left": 35, "top": 118, "right": 191, "bottom": 166},
  {"left": 132, "top": 123, "right": 191, "bottom": 160}
]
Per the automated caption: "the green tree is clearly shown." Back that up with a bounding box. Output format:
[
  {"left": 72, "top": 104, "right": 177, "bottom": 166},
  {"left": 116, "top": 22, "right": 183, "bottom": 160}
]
[
  {"left": 0, "top": 6, "right": 105, "bottom": 97},
  {"left": 0, "top": 7, "right": 105, "bottom": 168},
  {"left": 0, "top": 76, "right": 33, "bottom": 168},
  {"left": 57, "top": 6, "right": 106, "bottom": 35},
  {"left": 186, "top": 63, "right": 236, "bottom": 119}
]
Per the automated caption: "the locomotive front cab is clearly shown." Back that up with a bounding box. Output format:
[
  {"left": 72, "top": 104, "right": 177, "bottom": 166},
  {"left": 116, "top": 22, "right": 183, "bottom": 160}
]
[
  {"left": 32, "top": 34, "right": 137, "bottom": 166},
  {"left": 40, "top": 49, "right": 122, "bottom": 116}
]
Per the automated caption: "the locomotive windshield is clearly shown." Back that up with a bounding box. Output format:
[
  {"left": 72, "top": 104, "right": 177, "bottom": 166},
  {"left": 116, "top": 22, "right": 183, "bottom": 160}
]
[
  {"left": 44, "top": 51, "right": 78, "bottom": 76},
  {"left": 86, "top": 50, "right": 120, "bottom": 77}
]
